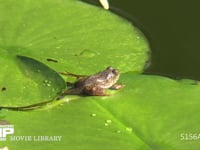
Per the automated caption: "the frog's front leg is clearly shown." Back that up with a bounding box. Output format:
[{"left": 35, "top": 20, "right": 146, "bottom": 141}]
[
  {"left": 110, "top": 84, "right": 125, "bottom": 90},
  {"left": 83, "top": 86, "right": 109, "bottom": 96}
]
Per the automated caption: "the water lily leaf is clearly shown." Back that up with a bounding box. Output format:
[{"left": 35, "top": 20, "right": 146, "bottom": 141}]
[
  {"left": 0, "top": 0, "right": 149, "bottom": 107},
  {"left": 0, "top": 54, "right": 65, "bottom": 107},
  {"left": 2, "top": 73, "right": 200, "bottom": 149},
  {"left": 1, "top": 0, "right": 198, "bottom": 150}
]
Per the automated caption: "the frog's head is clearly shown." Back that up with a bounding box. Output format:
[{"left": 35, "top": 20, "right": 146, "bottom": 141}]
[{"left": 96, "top": 66, "right": 120, "bottom": 88}]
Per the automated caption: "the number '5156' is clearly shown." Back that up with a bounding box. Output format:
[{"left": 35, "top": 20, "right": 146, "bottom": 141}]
[{"left": 180, "top": 133, "right": 200, "bottom": 140}]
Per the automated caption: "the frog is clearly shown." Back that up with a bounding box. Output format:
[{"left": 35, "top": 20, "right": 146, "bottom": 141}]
[{"left": 59, "top": 66, "right": 124, "bottom": 96}]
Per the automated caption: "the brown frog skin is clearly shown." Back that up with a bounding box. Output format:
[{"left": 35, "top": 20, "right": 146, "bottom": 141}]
[{"left": 60, "top": 67, "right": 124, "bottom": 96}]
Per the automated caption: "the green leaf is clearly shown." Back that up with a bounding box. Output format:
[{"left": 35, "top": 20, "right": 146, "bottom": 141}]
[
  {"left": 0, "top": 0, "right": 149, "bottom": 107},
  {"left": 2, "top": 73, "right": 200, "bottom": 149},
  {"left": 0, "top": 54, "right": 65, "bottom": 107},
  {"left": 1, "top": 0, "right": 199, "bottom": 150}
]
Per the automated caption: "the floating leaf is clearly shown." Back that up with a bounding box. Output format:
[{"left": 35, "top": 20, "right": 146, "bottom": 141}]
[
  {"left": 2, "top": 73, "right": 200, "bottom": 149},
  {"left": 0, "top": 0, "right": 149, "bottom": 107}
]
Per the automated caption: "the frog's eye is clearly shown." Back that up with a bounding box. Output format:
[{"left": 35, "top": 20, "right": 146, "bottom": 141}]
[
  {"left": 106, "top": 66, "right": 113, "bottom": 70},
  {"left": 112, "top": 69, "right": 118, "bottom": 74}
]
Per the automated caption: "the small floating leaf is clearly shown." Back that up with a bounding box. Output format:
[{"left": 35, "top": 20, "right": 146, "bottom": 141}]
[{"left": 0, "top": 55, "right": 65, "bottom": 107}]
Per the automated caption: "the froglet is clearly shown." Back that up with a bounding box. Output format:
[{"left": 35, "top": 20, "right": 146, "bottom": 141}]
[{"left": 60, "top": 66, "right": 124, "bottom": 96}]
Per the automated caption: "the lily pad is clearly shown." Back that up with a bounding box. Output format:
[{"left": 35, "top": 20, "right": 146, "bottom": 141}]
[
  {"left": 0, "top": 0, "right": 149, "bottom": 107},
  {"left": 2, "top": 0, "right": 199, "bottom": 150},
  {"left": 2, "top": 73, "right": 200, "bottom": 149},
  {"left": 0, "top": 54, "right": 65, "bottom": 107}
]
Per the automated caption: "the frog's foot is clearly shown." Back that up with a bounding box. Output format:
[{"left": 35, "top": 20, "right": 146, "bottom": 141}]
[
  {"left": 59, "top": 71, "right": 86, "bottom": 79},
  {"left": 57, "top": 88, "right": 82, "bottom": 100},
  {"left": 83, "top": 86, "right": 109, "bottom": 96},
  {"left": 110, "top": 84, "right": 125, "bottom": 90}
]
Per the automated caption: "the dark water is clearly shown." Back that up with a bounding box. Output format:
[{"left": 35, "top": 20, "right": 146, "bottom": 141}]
[{"left": 84, "top": 0, "right": 200, "bottom": 80}]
